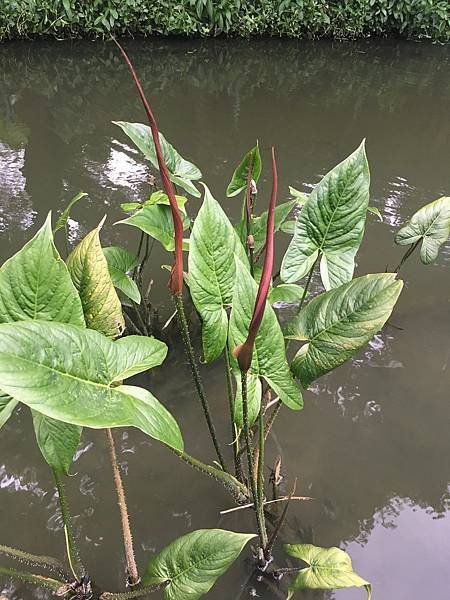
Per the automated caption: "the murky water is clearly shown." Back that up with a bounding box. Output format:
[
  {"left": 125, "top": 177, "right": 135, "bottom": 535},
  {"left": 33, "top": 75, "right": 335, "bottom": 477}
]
[{"left": 0, "top": 38, "right": 449, "bottom": 600}]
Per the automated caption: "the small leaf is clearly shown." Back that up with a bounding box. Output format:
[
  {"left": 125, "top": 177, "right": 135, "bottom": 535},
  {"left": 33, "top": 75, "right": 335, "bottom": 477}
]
[
  {"left": 284, "top": 273, "right": 403, "bottom": 388},
  {"left": 269, "top": 283, "right": 305, "bottom": 305},
  {"left": 281, "top": 141, "right": 370, "bottom": 289},
  {"left": 226, "top": 144, "right": 262, "bottom": 197},
  {"left": 188, "top": 185, "right": 248, "bottom": 362},
  {"left": 0, "top": 321, "right": 182, "bottom": 451},
  {"left": 103, "top": 246, "right": 141, "bottom": 304},
  {"left": 67, "top": 220, "right": 125, "bottom": 339},
  {"left": 116, "top": 204, "right": 190, "bottom": 252},
  {"left": 54, "top": 192, "right": 88, "bottom": 233},
  {"left": 113, "top": 121, "right": 202, "bottom": 197},
  {"left": 284, "top": 544, "right": 371, "bottom": 599},
  {"left": 143, "top": 529, "right": 255, "bottom": 600},
  {"left": 367, "top": 206, "right": 383, "bottom": 222},
  {"left": 395, "top": 196, "right": 450, "bottom": 264},
  {"left": 121, "top": 202, "right": 142, "bottom": 213},
  {"left": 0, "top": 391, "right": 18, "bottom": 429},
  {"left": 280, "top": 219, "right": 296, "bottom": 234},
  {"left": 32, "top": 411, "right": 81, "bottom": 475},
  {"left": 250, "top": 199, "right": 297, "bottom": 253},
  {"left": 145, "top": 191, "right": 187, "bottom": 210},
  {"left": 289, "top": 186, "right": 308, "bottom": 205}
]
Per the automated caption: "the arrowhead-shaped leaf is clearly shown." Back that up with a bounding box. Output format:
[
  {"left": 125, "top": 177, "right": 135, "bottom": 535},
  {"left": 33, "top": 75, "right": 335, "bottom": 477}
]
[
  {"left": 67, "top": 220, "right": 125, "bottom": 339},
  {"left": 284, "top": 273, "right": 403, "bottom": 388},
  {"left": 0, "top": 391, "right": 18, "bottom": 429},
  {"left": 229, "top": 257, "right": 303, "bottom": 422},
  {"left": 103, "top": 246, "right": 141, "bottom": 304},
  {"left": 188, "top": 185, "right": 248, "bottom": 362},
  {"left": 395, "top": 196, "right": 450, "bottom": 264},
  {"left": 284, "top": 544, "right": 371, "bottom": 599},
  {"left": 32, "top": 411, "right": 82, "bottom": 475},
  {"left": 226, "top": 143, "right": 262, "bottom": 197},
  {"left": 0, "top": 321, "right": 182, "bottom": 451},
  {"left": 143, "top": 529, "right": 255, "bottom": 600},
  {"left": 281, "top": 141, "right": 370, "bottom": 289},
  {"left": 113, "top": 121, "right": 202, "bottom": 197},
  {"left": 116, "top": 203, "right": 190, "bottom": 252}
]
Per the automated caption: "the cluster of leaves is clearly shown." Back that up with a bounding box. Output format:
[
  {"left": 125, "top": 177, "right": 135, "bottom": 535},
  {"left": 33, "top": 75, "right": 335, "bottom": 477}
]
[{"left": 0, "top": 0, "right": 448, "bottom": 41}]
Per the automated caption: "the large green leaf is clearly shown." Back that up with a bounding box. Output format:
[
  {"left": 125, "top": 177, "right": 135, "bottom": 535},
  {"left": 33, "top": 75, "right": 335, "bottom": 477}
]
[
  {"left": 113, "top": 121, "right": 202, "bottom": 197},
  {"left": 53, "top": 192, "right": 88, "bottom": 234},
  {"left": 226, "top": 143, "right": 262, "bottom": 197},
  {"left": 229, "top": 257, "right": 303, "bottom": 421},
  {"left": 143, "top": 529, "right": 255, "bottom": 600},
  {"left": 32, "top": 411, "right": 82, "bottom": 475},
  {"left": 116, "top": 204, "right": 190, "bottom": 252},
  {"left": 395, "top": 196, "right": 450, "bottom": 264},
  {"left": 0, "top": 391, "right": 18, "bottom": 429},
  {"left": 67, "top": 220, "right": 125, "bottom": 339},
  {"left": 0, "top": 213, "right": 84, "bottom": 327},
  {"left": 0, "top": 321, "right": 182, "bottom": 451},
  {"left": 284, "top": 544, "right": 371, "bottom": 599},
  {"left": 103, "top": 246, "right": 141, "bottom": 304},
  {"left": 284, "top": 273, "right": 403, "bottom": 388},
  {"left": 188, "top": 185, "right": 248, "bottom": 362},
  {"left": 281, "top": 141, "right": 370, "bottom": 289}
]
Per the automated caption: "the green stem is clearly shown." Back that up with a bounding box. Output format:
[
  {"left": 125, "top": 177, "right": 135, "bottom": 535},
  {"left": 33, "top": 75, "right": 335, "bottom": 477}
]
[
  {"left": 298, "top": 254, "right": 319, "bottom": 312},
  {"left": 0, "top": 544, "right": 69, "bottom": 579},
  {"left": 257, "top": 404, "right": 265, "bottom": 510},
  {"left": 173, "top": 293, "right": 227, "bottom": 472},
  {"left": 241, "top": 372, "right": 268, "bottom": 552},
  {"left": 132, "top": 231, "right": 145, "bottom": 281},
  {"left": 100, "top": 582, "right": 167, "bottom": 600},
  {"left": 394, "top": 239, "right": 420, "bottom": 273},
  {"left": 52, "top": 469, "right": 85, "bottom": 582},
  {"left": 224, "top": 347, "right": 242, "bottom": 480},
  {"left": 0, "top": 566, "right": 64, "bottom": 592},
  {"left": 105, "top": 428, "right": 140, "bottom": 587}
]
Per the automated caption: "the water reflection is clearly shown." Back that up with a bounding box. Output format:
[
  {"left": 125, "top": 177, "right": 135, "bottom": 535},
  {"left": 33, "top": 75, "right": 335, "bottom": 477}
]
[{"left": 0, "top": 38, "right": 449, "bottom": 599}]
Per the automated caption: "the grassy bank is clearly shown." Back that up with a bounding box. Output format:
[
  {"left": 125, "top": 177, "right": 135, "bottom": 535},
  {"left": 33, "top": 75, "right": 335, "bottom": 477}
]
[{"left": 0, "top": 1, "right": 449, "bottom": 42}]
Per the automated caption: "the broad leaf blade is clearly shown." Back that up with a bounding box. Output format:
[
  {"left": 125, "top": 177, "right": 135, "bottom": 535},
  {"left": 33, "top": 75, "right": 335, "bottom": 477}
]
[
  {"left": 113, "top": 336, "right": 168, "bottom": 381},
  {"left": 188, "top": 185, "right": 248, "bottom": 362},
  {"left": 0, "top": 213, "right": 85, "bottom": 327},
  {"left": 0, "top": 391, "right": 18, "bottom": 429},
  {"left": 285, "top": 273, "right": 403, "bottom": 388},
  {"left": 284, "top": 544, "right": 371, "bottom": 599},
  {"left": 0, "top": 321, "right": 182, "bottom": 451},
  {"left": 395, "top": 196, "right": 450, "bottom": 264},
  {"left": 229, "top": 257, "right": 303, "bottom": 419},
  {"left": 143, "top": 529, "right": 255, "bottom": 600},
  {"left": 103, "top": 246, "right": 141, "bottom": 304},
  {"left": 226, "top": 144, "right": 262, "bottom": 197},
  {"left": 269, "top": 283, "right": 305, "bottom": 305},
  {"left": 32, "top": 411, "right": 81, "bottom": 475},
  {"left": 251, "top": 199, "right": 297, "bottom": 253},
  {"left": 281, "top": 141, "right": 370, "bottom": 289},
  {"left": 67, "top": 221, "right": 125, "bottom": 338}
]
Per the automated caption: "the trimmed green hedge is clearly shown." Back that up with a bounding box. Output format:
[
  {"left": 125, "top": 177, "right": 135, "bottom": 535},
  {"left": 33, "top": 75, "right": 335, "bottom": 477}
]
[{"left": 1, "top": 1, "right": 449, "bottom": 42}]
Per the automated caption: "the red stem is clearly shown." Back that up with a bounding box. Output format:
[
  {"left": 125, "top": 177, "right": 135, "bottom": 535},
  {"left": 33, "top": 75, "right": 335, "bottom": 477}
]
[{"left": 114, "top": 40, "right": 184, "bottom": 295}]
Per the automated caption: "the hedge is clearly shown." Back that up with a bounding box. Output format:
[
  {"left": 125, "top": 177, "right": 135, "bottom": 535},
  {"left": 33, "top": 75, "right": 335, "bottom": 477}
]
[{"left": 0, "top": 1, "right": 449, "bottom": 42}]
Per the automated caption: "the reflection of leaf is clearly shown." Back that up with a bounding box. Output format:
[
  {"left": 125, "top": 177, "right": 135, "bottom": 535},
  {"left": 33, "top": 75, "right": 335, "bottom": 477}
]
[
  {"left": 144, "top": 529, "right": 255, "bottom": 600},
  {"left": 67, "top": 220, "right": 125, "bottom": 338},
  {"left": 395, "top": 196, "right": 450, "bottom": 264},
  {"left": 226, "top": 144, "right": 262, "bottom": 197},
  {"left": 0, "top": 321, "right": 182, "bottom": 451},
  {"left": 284, "top": 273, "right": 403, "bottom": 387},
  {"left": 113, "top": 121, "right": 202, "bottom": 197},
  {"left": 285, "top": 544, "right": 371, "bottom": 599},
  {"left": 281, "top": 141, "right": 370, "bottom": 289},
  {"left": 103, "top": 246, "right": 140, "bottom": 304}
]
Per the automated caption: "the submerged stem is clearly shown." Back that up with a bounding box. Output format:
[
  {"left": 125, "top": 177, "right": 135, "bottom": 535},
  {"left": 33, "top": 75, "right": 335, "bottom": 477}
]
[
  {"left": 105, "top": 428, "right": 140, "bottom": 587},
  {"left": 173, "top": 293, "right": 227, "bottom": 471},
  {"left": 394, "top": 239, "right": 421, "bottom": 273}
]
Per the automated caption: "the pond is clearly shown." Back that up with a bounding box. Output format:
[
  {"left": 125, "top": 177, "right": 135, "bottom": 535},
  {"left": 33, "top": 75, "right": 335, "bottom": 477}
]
[{"left": 0, "top": 38, "right": 449, "bottom": 600}]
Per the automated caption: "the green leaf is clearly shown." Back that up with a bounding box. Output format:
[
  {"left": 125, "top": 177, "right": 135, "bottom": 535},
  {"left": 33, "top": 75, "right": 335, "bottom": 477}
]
[
  {"left": 394, "top": 196, "right": 450, "bottom": 264},
  {"left": 269, "top": 283, "right": 305, "bottom": 305},
  {"left": 284, "top": 544, "right": 371, "bottom": 599},
  {"left": 0, "top": 391, "right": 18, "bottom": 429},
  {"left": 226, "top": 144, "right": 262, "bottom": 197},
  {"left": 188, "top": 185, "right": 248, "bottom": 362},
  {"left": 280, "top": 219, "right": 296, "bottom": 234},
  {"left": 32, "top": 411, "right": 81, "bottom": 475},
  {"left": 229, "top": 257, "right": 303, "bottom": 417},
  {"left": 233, "top": 372, "right": 261, "bottom": 428},
  {"left": 53, "top": 192, "right": 88, "bottom": 233},
  {"left": 0, "top": 321, "right": 182, "bottom": 451},
  {"left": 143, "top": 529, "right": 255, "bottom": 600},
  {"left": 116, "top": 204, "right": 190, "bottom": 252},
  {"left": 251, "top": 199, "right": 297, "bottom": 253},
  {"left": 103, "top": 246, "right": 141, "bottom": 304},
  {"left": 284, "top": 273, "right": 403, "bottom": 388},
  {"left": 367, "top": 206, "right": 383, "bottom": 222},
  {"left": 121, "top": 202, "right": 142, "bottom": 213},
  {"left": 113, "top": 121, "right": 202, "bottom": 197},
  {"left": 0, "top": 213, "right": 84, "bottom": 327},
  {"left": 67, "top": 220, "right": 125, "bottom": 339},
  {"left": 289, "top": 186, "right": 308, "bottom": 205},
  {"left": 144, "top": 191, "right": 188, "bottom": 211},
  {"left": 281, "top": 141, "right": 370, "bottom": 289}
]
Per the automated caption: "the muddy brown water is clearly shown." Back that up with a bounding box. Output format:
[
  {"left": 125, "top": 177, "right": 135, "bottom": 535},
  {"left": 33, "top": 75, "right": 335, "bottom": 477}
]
[{"left": 0, "top": 38, "right": 449, "bottom": 600}]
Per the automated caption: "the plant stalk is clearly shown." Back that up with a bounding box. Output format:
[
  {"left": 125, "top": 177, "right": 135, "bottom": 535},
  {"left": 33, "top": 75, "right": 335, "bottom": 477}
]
[
  {"left": 298, "top": 254, "right": 319, "bottom": 312},
  {"left": 105, "top": 428, "right": 140, "bottom": 587},
  {"left": 101, "top": 581, "right": 168, "bottom": 600},
  {"left": 0, "top": 544, "right": 69, "bottom": 579},
  {"left": 173, "top": 293, "right": 227, "bottom": 471},
  {"left": 0, "top": 566, "right": 64, "bottom": 592},
  {"left": 394, "top": 239, "right": 421, "bottom": 273},
  {"left": 224, "top": 347, "right": 242, "bottom": 480}
]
